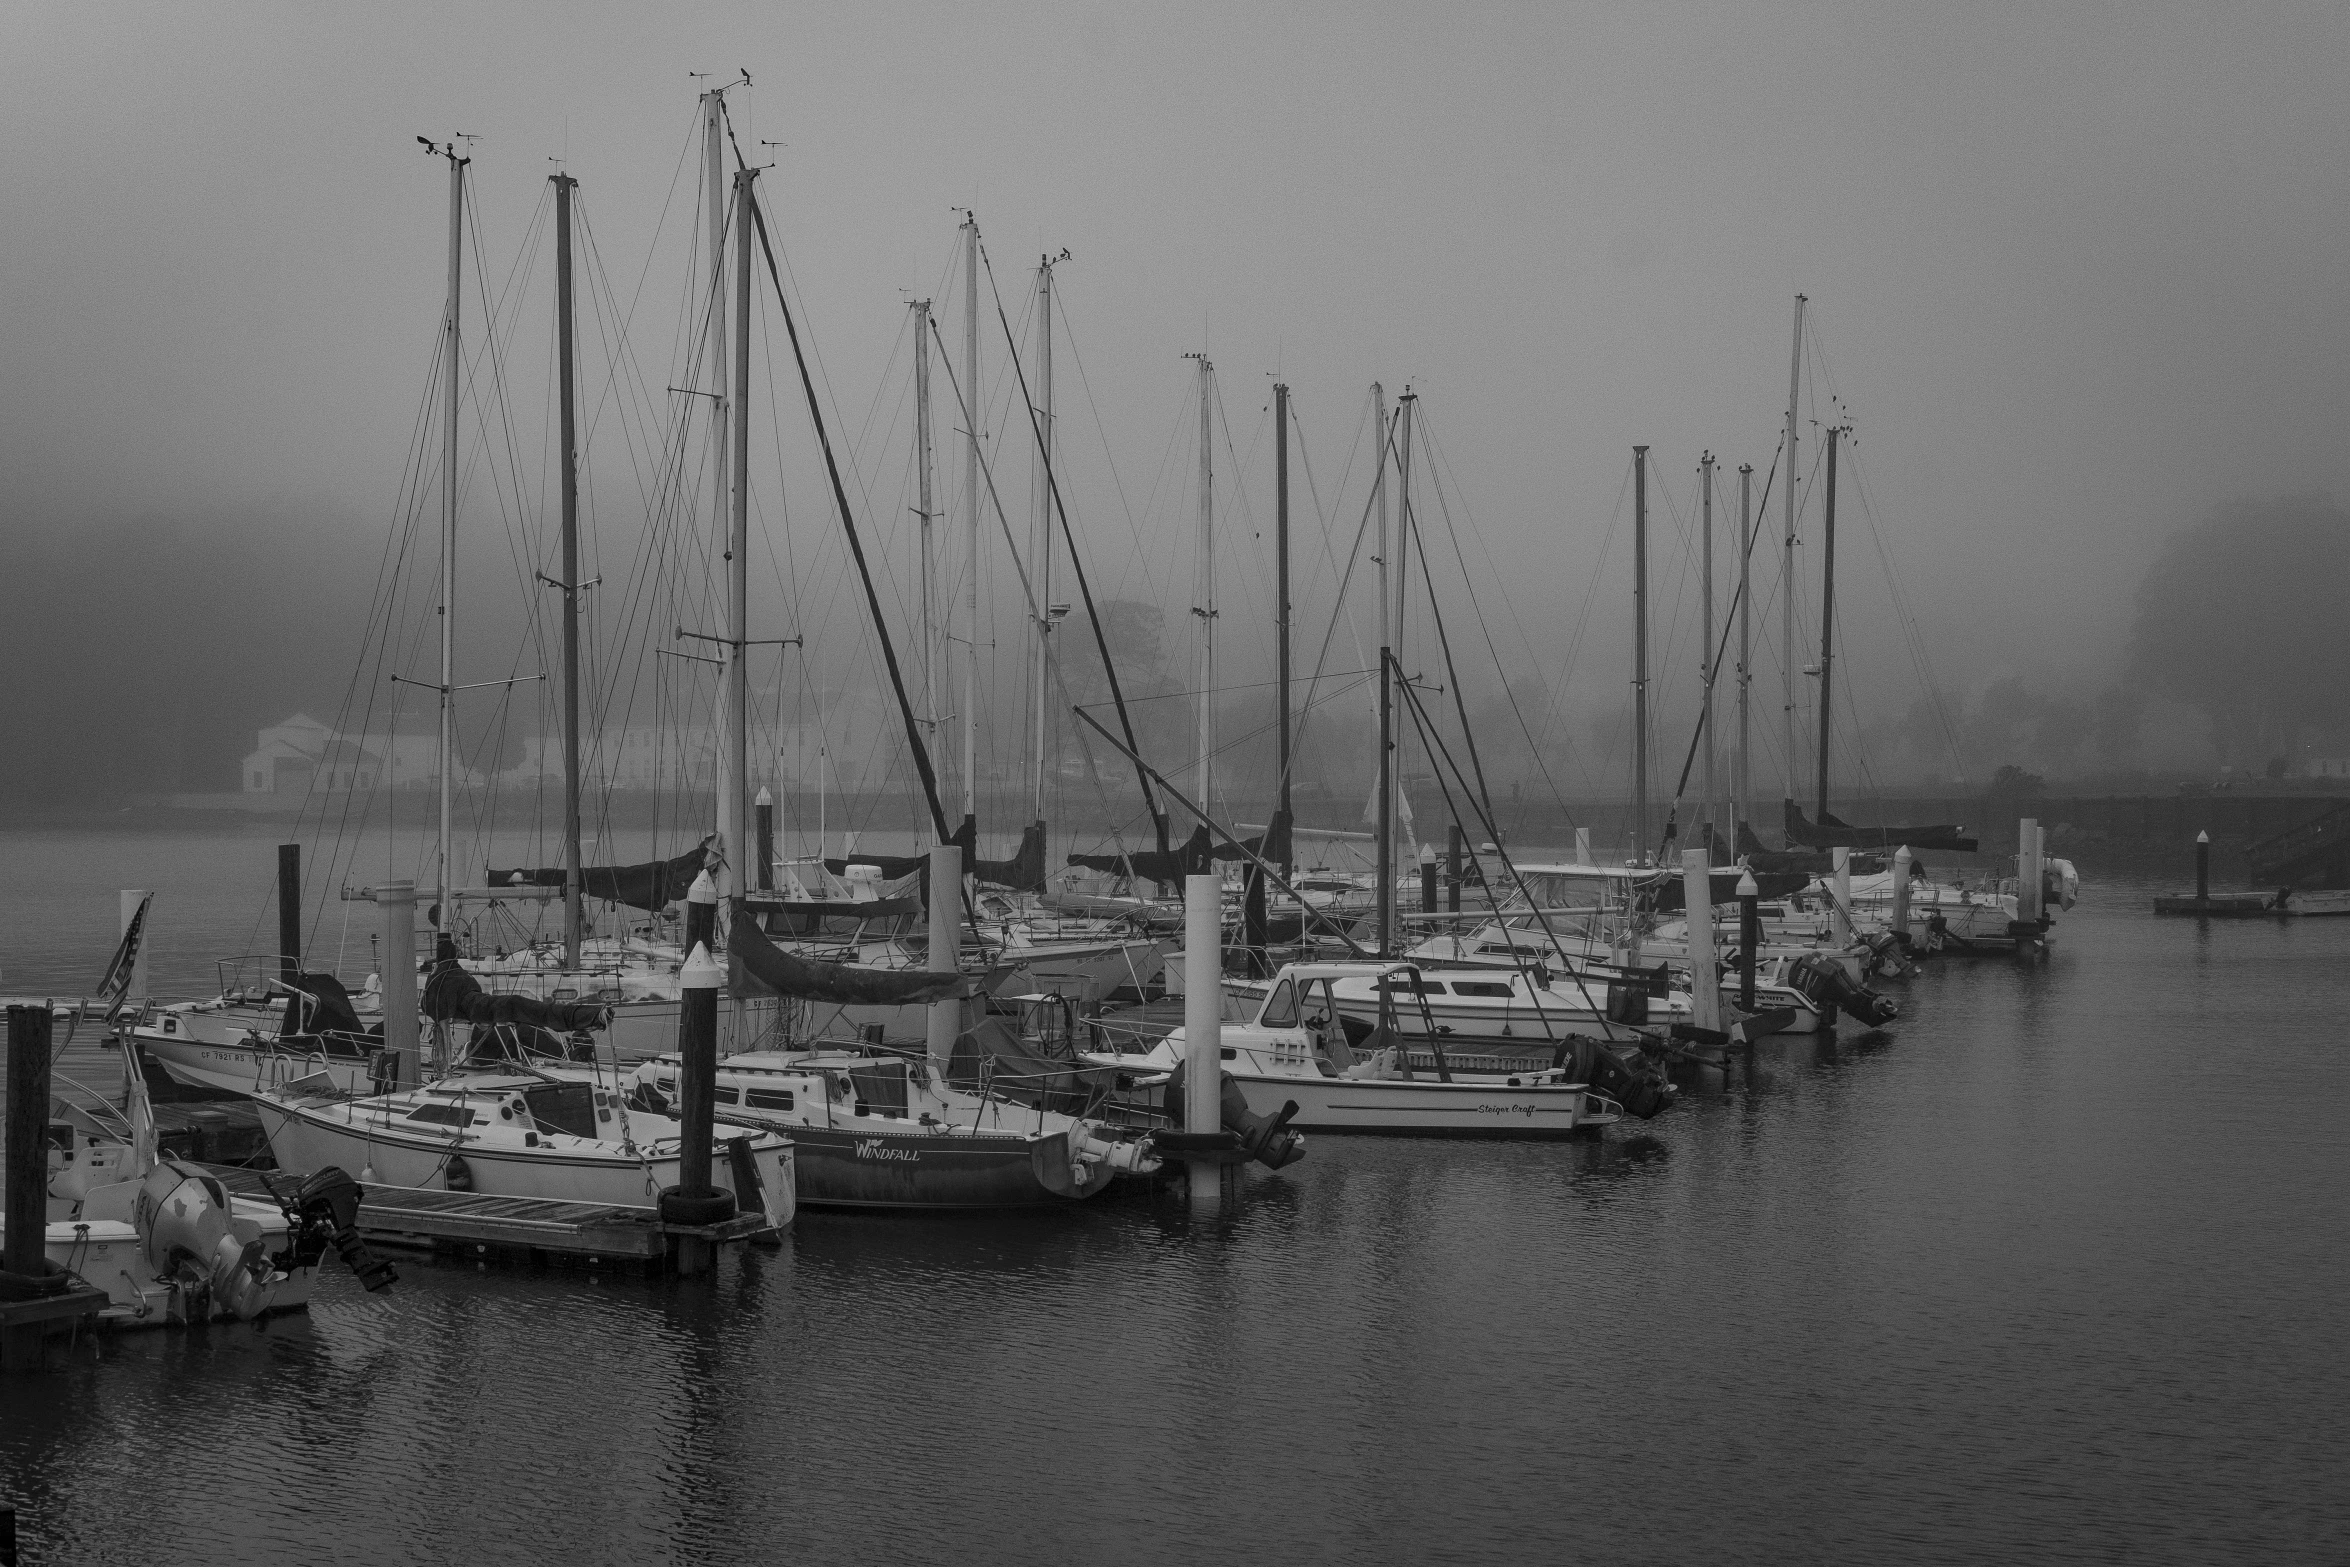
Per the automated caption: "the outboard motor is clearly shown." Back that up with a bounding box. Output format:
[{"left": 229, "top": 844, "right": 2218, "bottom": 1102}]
[
  {"left": 134, "top": 1162, "right": 279, "bottom": 1323},
  {"left": 1162, "top": 1064, "right": 1307, "bottom": 1170},
  {"left": 1786, "top": 953, "right": 1900, "bottom": 1028},
  {"left": 1568, "top": 1035, "right": 1670, "bottom": 1119},
  {"left": 283, "top": 1167, "right": 397, "bottom": 1293}
]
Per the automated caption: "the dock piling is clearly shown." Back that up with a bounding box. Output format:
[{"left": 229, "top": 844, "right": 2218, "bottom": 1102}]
[
  {"left": 755, "top": 787, "right": 775, "bottom": 892},
  {"left": 2195, "top": 830, "right": 2210, "bottom": 902},
  {"left": 277, "top": 843, "right": 303, "bottom": 984},
  {"left": 1737, "top": 870, "right": 1759, "bottom": 1013},
  {"left": 1183, "top": 874, "right": 1231, "bottom": 1219},
  {"left": 4, "top": 1007, "right": 51, "bottom": 1282},
  {"left": 1683, "top": 849, "right": 1722, "bottom": 1034},
  {"left": 1419, "top": 842, "right": 1438, "bottom": 914},
  {"left": 927, "top": 843, "right": 962, "bottom": 1077},
  {"left": 378, "top": 881, "right": 419, "bottom": 1090},
  {"left": 1890, "top": 846, "right": 1913, "bottom": 952}
]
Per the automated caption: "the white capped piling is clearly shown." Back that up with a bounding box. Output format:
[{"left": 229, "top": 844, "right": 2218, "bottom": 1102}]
[
  {"left": 1736, "top": 869, "right": 1760, "bottom": 1012},
  {"left": 755, "top": 786, "right": 775, "bottom": 892},
  {"left": 1890, "top": 846, "right": 1913, "bottom": 949},
  {"left": 1183, "top": 874, "right": 1222, "bottom": 1138},
  {"left": 927, "top": 843, "right": 963, "bottom": 1078},
  {"left": 2195, "top": 830, "right": 2210, "bottom": 902},
  {"left": 1682, "top": 849, "right": 1722, "bottom": 1034},
  {"left": 1419, "top": 842, "right": 1438, "bottom": 913},
  {"left": 2019, "top": 818, "right": 2044, "bottom": 927},
  {"left": 378, "top": 881, "right": 419, "bottom": 1089},
  {"left": 1831, "top": 846, "right": 1853, "bottom": 947},
  {"left": 673, "top": 938, "right": 723, "bottom": 1277}
]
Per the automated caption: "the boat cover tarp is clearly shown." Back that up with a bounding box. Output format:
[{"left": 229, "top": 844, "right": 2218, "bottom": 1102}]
[
  {"left": 1648, "top": 867, "right": 1814, "bottom": 913},
  {"left": 944, "top": 1014, "right": 1112, "bottom": 1115},
  {"left": 484, "top": 835, "right": 715, "bottom": 912},
  {"left": 824, "top": 818, "right": 1050, "bottom": 892},
  {"left": 1782, "top": 801, "right": 1977, "bottom": 855},
  {"left": 726, "top": 900, "right": 972, "bottom": 1005},
  {"left": 1068, "top": 823, "right": 1214, "bottom": 883},
  {"left": 278, "top": 973, "right": 369, "bottom": 1039},
  {"left": 1736, "top": 822, "right": 1933, "bottom": 875},
  {"left": 847, "top": 1059, "right": 911, "bottom": 1117},
  {"left": 422, "top": 951, "right": 608, "bottom": 1032}
]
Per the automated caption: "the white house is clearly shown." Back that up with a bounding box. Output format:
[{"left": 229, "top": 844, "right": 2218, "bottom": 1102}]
[{"left": 243, "top": 714, "right": 469, "bottom": 796}]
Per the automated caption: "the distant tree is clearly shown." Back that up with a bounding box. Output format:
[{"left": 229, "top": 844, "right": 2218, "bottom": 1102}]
[
  {"left": 1988, "top": 764, "right": 2046, "bottom": 797},
  {"left": 2130, "top": 494, "right": 2350, "bottom": 762}
]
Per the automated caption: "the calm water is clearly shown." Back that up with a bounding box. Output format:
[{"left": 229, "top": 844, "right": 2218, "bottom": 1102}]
[{"left": 2, "top": 826, "right": 2345, "bottom": 1564}]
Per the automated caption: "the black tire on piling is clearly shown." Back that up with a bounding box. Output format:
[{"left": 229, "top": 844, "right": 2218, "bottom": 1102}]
[{"left": 657, "top": 1186, "right": 737, "bottom": 1227}]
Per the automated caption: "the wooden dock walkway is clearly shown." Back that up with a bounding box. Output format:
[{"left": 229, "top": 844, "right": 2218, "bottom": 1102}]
[{"left": 203, "top": 1166, "right": 779, "bottom": 1265}]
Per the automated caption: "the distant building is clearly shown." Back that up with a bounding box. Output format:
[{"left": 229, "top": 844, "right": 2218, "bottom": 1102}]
[
  {"left": 242, "top": 713, "right": 462, "bottom": 796},
  {"left": 2308, "top": 757, "right": 2350, "bottom": 780}
]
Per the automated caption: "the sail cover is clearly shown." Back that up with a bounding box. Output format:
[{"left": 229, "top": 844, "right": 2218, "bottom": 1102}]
[
  {"left": 1068, "top": 823, "right": 1214, "bottom": 883},
  {"left": 485, "top": 835, "right": 716, "bottom": 912},
  {"left": 824, "top": 819, "right": 1049, "bottom": 892},
  {"left": 726, "top": 900, "right": 972, "bottom": 1005},
  {"left": 1782, "top": 801, "right": 1977, "bottom": 854}
]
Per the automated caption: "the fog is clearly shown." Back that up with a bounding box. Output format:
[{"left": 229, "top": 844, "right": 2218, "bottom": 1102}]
[{"left": 8, "top": 3, "right": 2349, "bottom": 816}]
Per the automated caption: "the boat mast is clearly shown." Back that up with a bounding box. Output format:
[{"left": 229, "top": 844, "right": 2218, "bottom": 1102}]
[
  {"left": 1736, "top": 462, "right": 1754, "bottom": 846},
  {"left": 701, "top": 90, "right": 739, "bottom": 901},
  {"left": 1274, "top": 381, "right": 1292, "bottom": 872},
  {"left": 1192, "top": 354, "right": 1216, "bottom": 818},
  {"left": 434, "top": 141, "right": 466, "bottom": 947},
  {"left": 553, "top": 170, "right": 583, "bottom": 969},
  {"left": 1030, "top": 257, "right": 1056, "bottom": 826},
  {"left": 1782, "top": 292, "right": 1805, "bottom": 820},
  {"left": 913, "top": 296, "right": 939, "bottom": 809},
  {"left": 1700, "top": 450, "right": 1715, "bottom": 862},
  {"left": 1373, "top": 382, "right": 1392, "bottom": 953},
  {"left": 1396, "top": 389, "right": 1417, "bottom": 879},
  {"left": 960, "top": 216, "right": 980, "bottom": 830},
  {"left": 1815, "top": 425, "right": 1839, "bottom": 821},
  {"left": 1633, "top": 445, "right": 1649, "bottom": 866},
  {"left": 729, "top": 167, "right": 755, "bottom": 908}
]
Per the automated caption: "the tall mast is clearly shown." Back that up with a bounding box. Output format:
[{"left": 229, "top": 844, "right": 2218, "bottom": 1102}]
[
  {"left": 1193, "top": 354, "right": 1216, "bottom": 817},
  {"left": 727, "top": 168, "right": 753, "bottom": 903},
  {"left": 553, "top": 170, "right": 583, "bottom": 969},
  {"left": 435, "top": 142, "right": 466, "bottom": 946},
  {"left": 912, "top": 297, "right": 939, "bottom": 791},
  {"left": 1736, "top": 462, "right": 1754, "bottom": 845},
  {"left": 1782, "top": 292, "right": 1805, "bottom": 817},
  {"left": 1633, "top": 446, "right": 1650, "bottom": 866},
  {"left": 1395, "top": 390, "right": 1416, "bottom": 874},
  {"left": 960, "top": 216, "right": 980, "bottom": 828},
  {"left": 1373, "top": 383, "right": 1392, "bottom": 955},
  {"left": 1700, "top": 451, "right": 1715, "bottom": 862},
  {"left": 701, "top": 90, "right": 737, "bottom": 897},
  {"left": 1274, "top": 381, "right": 1292, "bottom": 870},
  {"left": 1816, "top": 426, "right": 1840, "bottom": 821},
  {"left": 1030, "top": 258, "right": 1056, "bottom": 824}
]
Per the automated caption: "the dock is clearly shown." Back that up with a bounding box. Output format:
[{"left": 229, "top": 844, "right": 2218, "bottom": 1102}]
[
  {"left": 203, "top": 1166, "right": 779, "bottom": 1268},
  {"left": 2151, "top": 892, "right": 2279, "bottom": 917}
]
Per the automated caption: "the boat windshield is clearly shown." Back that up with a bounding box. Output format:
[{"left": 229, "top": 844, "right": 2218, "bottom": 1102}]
[{"left": 523, "top": 1082, "right": 598, "bottom": 1140}]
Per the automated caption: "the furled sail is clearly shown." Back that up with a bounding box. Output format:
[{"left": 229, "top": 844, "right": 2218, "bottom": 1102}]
[
  {"left": 484, "top": 835, "right": 716, "bottom": 912},
  {"left": 1068, "top": 823, "right": 1215, "bottom": 883},
  {"left": 726, "top": 899, "right": 972, "bottom": 1005},
  {"left": 1782, "top": 800, "right": 1977, "bottom": 854},
  {"left": 824, "top": 819, "right": 1049, "bottom": 892}
]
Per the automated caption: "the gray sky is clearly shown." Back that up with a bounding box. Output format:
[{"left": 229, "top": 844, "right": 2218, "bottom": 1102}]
[{"left": 8, "top": 1, "right": 2347, "bottom": 796}]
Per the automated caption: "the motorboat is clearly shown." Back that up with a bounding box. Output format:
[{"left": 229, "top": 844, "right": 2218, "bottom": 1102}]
[{"left": 1086, "top": 962, "right": 1634, "bottom": 1137}]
